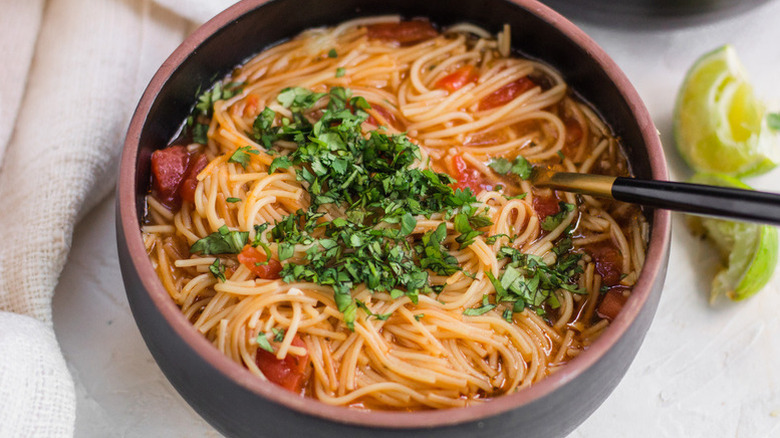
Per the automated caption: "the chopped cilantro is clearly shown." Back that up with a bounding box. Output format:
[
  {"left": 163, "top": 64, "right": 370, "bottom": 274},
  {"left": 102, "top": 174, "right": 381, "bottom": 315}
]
[
  {"left": 488, "top": 155, "right": 532, "bottom": 179},
  {"left": 190, "top": 225, "right": 248, "bottom": 255},
  {"left": 335, "top": 67, "right": 346, "bottom": 78},
  {"left": 356, "top": 300, "right": 392, "bottom": 320},
  {"left": 464, "top": 295, "right": 496, "bottom": 316},
  {"left": 268, "top": 156, "right": 292, "bottom": 174},
  {"left": 277, "top": 87, "right": 327, "bottom": 110},
  {"left": 229, "top": 146, "right": 259, "bottom": 169},
  {"left": 195, "top": 81, "right": 245, "bottom": 117},
  {"left": 226, "top": 197, "right": 241, "bottom": 203},
  {"left": 209, "top": 258, "right": 226, "bottom": 282},
  {"left": 271, "top": 327, "right": 285, "bottom": 342},
  {"left": 490, "top": 245, "right": 585, "bottom": 318},
  {"left": 256, "top": 332, "right": 274, "bottom": 353},
  {"left": 192, "top": 123, "right": 209, "bottom": 144},
  {"left": 541, "top": 202, "right": 576, "bottom": 231},
  {"left": 238, "top": 87, "right": 492, "bottom": 329},
  {"left": 327, "top": 49, "right": 338, "bottom": 58}
]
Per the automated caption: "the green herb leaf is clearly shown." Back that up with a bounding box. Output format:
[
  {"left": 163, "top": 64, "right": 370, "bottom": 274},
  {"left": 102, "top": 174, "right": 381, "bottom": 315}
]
[
  {"left": 272, "top": 327, "right": 285, "bottom": 342},
  {"left": 488, "top": 157, "right": 512, "bottom": 174},
  {"left": 229, "top": 146, "right": 260, "bottom": 169},
  {"left": 541, "top": 202, "right": 576, "bottom": 231},
  {"left": 209, "top": 258, "right": 226, "bottom": 282},
  {"left": 464, "top": 295, "right": 496, "bottom": 316},
  {"left": 226, "top": 197, "right": 241, "bottom": 203},
  {"left": 488, "top": 155, "right": 532, "bottom": 179},
  {"left": 327, "top": 49, "right": 338, "bottom": 58},
  {"left": 335, "top": 67, "right": 346, "bottom": 78},
  {"left": 191, "top": 225, "right": 248, "bottom": 255},
  {"left": 399, "top": 213, "right": 417, "bottom": 237},
  {"left": 192, "top": 123, "right": 209, "bottom": 144},
  {"left": 256, "top": 332, "right": 274, "bottom": 353},
  {"left": 268, "top": 156, "right": 292, "bottom": 174},
  {"left": 277, "top": 87, "right": 327, "bottom": 110}
]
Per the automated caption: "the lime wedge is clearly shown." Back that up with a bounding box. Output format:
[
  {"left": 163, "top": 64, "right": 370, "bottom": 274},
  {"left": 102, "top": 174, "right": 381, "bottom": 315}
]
[
  {"left": 687, "top": 173, "right": 778, "bottom": 302},
  {"left": 675, "top": 45, "right": 779, "bottom": 177}
]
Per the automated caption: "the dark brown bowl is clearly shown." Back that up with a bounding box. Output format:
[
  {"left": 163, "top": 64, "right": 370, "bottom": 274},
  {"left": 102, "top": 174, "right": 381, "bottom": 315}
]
[{"left": 117, "top": 1, "right": 671, "bottom": 437}]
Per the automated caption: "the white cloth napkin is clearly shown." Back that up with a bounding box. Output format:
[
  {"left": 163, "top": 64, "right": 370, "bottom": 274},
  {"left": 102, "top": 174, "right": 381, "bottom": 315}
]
[{"left": 0, "top": 0, "right": 234, "bottom": 436}]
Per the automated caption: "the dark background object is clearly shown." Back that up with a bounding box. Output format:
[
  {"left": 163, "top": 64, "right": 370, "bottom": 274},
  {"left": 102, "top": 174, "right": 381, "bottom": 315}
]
[
  {"left": 117, "top": 1, "right": 671, "bottom": 437},
  {"left": 541, "top": 0, "right": 772, "bottom": 28}
]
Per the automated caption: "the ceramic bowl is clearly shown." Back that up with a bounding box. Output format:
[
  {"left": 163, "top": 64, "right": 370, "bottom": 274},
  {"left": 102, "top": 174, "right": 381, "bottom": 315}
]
[{"left": 117, "top": 1, "right": 671, "bottom": 436}]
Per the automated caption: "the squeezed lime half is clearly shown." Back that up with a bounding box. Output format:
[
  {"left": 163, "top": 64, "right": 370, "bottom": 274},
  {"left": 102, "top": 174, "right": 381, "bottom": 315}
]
[
  {"left": 687, "top": 173, "right": 778, "bottom": 302},
  {"left": 675, "top": 45, "right": 779, "bottom": 177}
]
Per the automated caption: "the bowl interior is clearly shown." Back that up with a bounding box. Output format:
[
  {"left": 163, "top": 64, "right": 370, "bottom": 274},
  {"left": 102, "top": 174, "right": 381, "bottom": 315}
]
[{"left": 120, "top": 0, "right": 670, "bottom": 436}]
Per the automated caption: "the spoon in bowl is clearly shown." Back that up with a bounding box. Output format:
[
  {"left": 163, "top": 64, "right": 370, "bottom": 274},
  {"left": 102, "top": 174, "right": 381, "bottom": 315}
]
[{"left": 530, "top": 169, "right": 780, "bottom": 226}]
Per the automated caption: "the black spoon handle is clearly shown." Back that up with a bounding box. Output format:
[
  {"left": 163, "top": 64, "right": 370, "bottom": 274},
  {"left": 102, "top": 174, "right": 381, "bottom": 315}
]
[
  {"left": 530, "top": 171, "right": 780, "bottom": 226},
  {"left": 612, "top": 177, "right": 780, "bottom": 226}
]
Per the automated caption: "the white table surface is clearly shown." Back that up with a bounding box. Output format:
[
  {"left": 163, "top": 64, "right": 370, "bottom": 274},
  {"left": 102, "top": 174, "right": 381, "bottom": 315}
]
[{"left": 53, "top": 3, "right": 780, "bottom": 436}]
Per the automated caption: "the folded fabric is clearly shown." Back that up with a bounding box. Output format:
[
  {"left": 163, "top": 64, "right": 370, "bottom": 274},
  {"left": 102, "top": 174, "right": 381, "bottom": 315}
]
[{"left": 0, "top": 0, "right": 232, "bottom": 436}]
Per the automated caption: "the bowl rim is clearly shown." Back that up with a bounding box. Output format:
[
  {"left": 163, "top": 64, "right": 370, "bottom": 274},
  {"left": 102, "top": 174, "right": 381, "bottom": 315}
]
[{"left": 119, "top": 0, "right": 671, "bottom": 429}]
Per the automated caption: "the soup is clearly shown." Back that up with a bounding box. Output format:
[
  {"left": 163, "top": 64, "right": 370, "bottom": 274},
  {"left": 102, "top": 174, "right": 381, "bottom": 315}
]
[{"left": 142, "top": 17, "right": 647, "bottom": 410}]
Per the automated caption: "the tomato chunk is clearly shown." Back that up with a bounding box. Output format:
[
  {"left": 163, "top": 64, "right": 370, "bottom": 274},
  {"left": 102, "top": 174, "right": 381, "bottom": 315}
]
[
  {"left": 367, "top": 20, "right": 438, "bottom": 44},
  {"left": 435, "top": 65, "right": 479, "bottom": 92},
  {"left": 479, "top": 76, "right": 537, "bottom": 110},
  {"left": 597, "top": 287, "right": 629, "bottom": 321},
  {"left": 586, "top": 242, "right": 623, "bottom": 286},
  {"left": 179, "top": 153, "right": 208, "bottom": 203},
  {"left": 238, "top": 244, "right": 283, "bottom": 279},
  {"left": 151, "top": 145, "right": 191, "bottom": 210},
  {"left": 255, "top": 334, "right": 309, "bottom": 393},
  {"left": 452, "top": 155, "right": 487, "bottom": 194},
  {"left": 532, "top": 193, "right": 560, "bottom": 220}
]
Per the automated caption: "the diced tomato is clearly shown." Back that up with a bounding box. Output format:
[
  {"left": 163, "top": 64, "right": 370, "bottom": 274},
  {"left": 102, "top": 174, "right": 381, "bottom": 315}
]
[
  {"left": 561, "top": 118, "right": 584, "bottom": 157},
  {"left": 435, "top": 65, "right": 479, "bottom": 92},
  {"left": 479, "top": 76, "right": 538, "bottom": 110},
  {"left": 255, "top": 334, "right": 309, "bottom": 393},
  {"left": 452, "top": 155, "right": 487, "bottom": 194},
  {"left": 238, "top": 244, "right": 283, "bottom": 279},
  {"left": 597, "top": 287, "right": 629, "bottom": 321},
  {"left": 179, "top": 153, "right": 208, "bottom": 203},
  {"left": 586, "top": 242, "right": 623, "bottom": 286},
  {"left": 532, "top": 193, "right": 560, "bottom": 220},
  {"left": 367, "top": 20, "right": 438, "bottom": 45},
  {"left": 151, "top": 145, "right": 191, "bottom": 210}
]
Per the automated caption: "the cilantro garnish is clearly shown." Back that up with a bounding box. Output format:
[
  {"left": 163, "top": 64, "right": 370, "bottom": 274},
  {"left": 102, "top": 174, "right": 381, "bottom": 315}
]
[
  {"left": 277, "top": 87, "right": 327, "bottom": 110},
  {"left": 192, "top": 123, "right": 209, "bottom": 144},
  {"left": 335, "top": 67, "right": 346, "bottom": 78},
  {"left": 226, "top": 197, "right": 241, "bottom": 203},
  {"left": 327, "top": 49, "right": 338, "bottom": 58},
  {"left": 464, "top": 295, "right": 496, "bottom": 316},
  {"left": 356, "top": 300, "right": 392, "bottom": 321},
  {"left": 229, "top": 146, "right": 260, "bottom": 169},
  {"left": 488, "top": 155, "right": 532, "bottom": 179},
  {"left": 209, "top": 258, "right": 226, "bottom": 282},
  {"left": 268, "top": 156, "right": 292, "bottom": 174},
  {"left": 256, "top": 332, "right": 274, "bottom": 353},
  {"left": 541, "top": 202, "right": 576, "bottom": 231},
  {"left": 489, "top": 245, "right": 585, "bottom": 319},
  {"left": 190, "top": 225, "right": 248, "bottom": 255},
  {"left": 271, "top": 327, "right": 285, "bottom": 342},
  {"left": 239, "top": 87, "right": 495, "bottom": 329}
]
